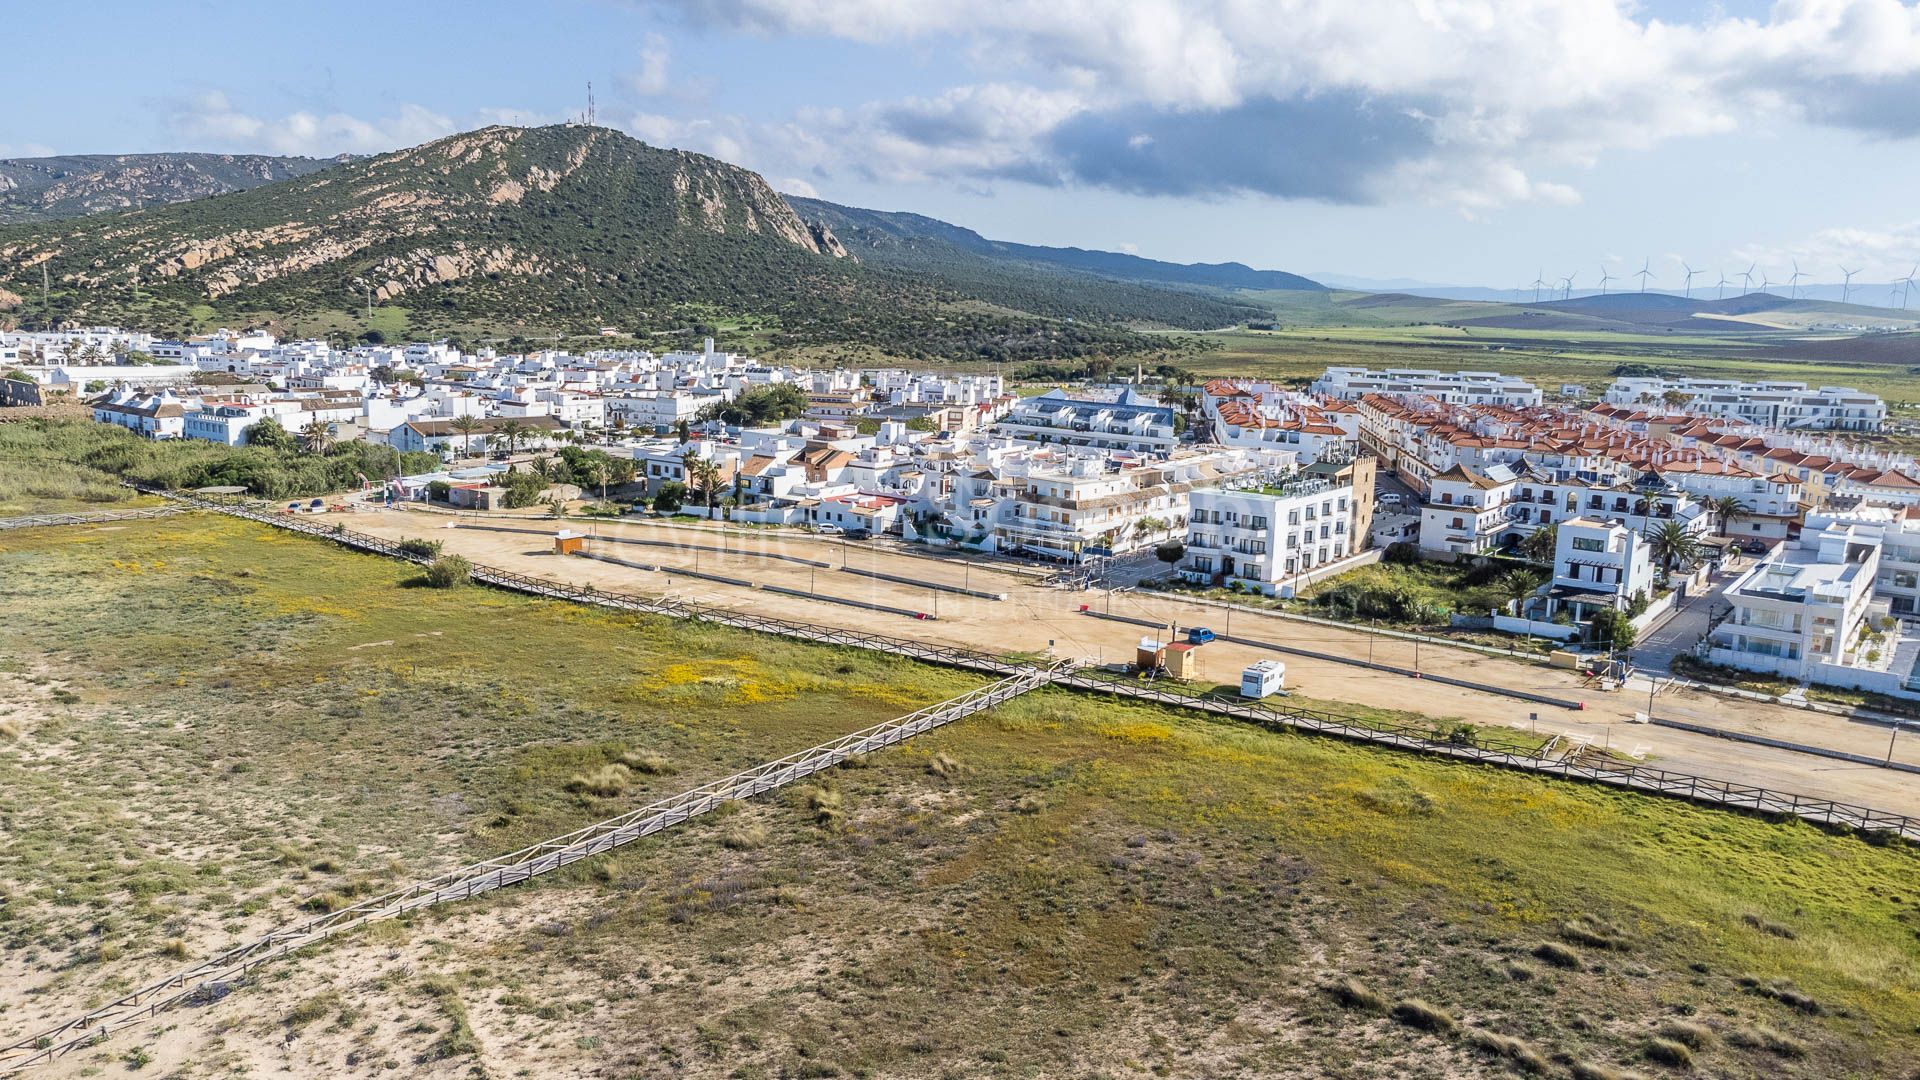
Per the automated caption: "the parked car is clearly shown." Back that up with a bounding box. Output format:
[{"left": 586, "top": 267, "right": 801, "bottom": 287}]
[
  {"left": 816, "top": 523, "right": 844, "bottom": 535},
  {"left": 1187, "top": 627, "right": 1216, "bottom": 645}
]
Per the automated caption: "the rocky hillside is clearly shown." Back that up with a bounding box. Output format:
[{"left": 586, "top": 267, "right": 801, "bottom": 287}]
[
  {"left": 0, "top": 153, "right": 339, "bottom": 224},
  {"left": 0, "top": 125, "right": 1239, "bottom": 361}
]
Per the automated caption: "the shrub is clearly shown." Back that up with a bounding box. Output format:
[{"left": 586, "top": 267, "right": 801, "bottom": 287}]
[
  {"left": 1011, "top": 793, "right": 1046, "bottom": 815},
  {"left": 797, "top": 784, "right": 844, "bottom": 826},
  {"left": 720, "top": 822, "right": 770, "bottom": 851},
  {"left": 1739, "top": 913, "right": 1796, "bottom": 939},
  {"left": 1154, "top": 540, "right": 1185, "bottom": 565},
  {"left": 619, "top": 749, "right": 673, "bottom": 775},
  {"left": 1325, "top": 977, "right": 1386, "bottom": 1013},
  {"left": 652, "top": 481, "right": 687, "bottom": 512},
  {"left": 926, "top": 753, "right": 962, "bottom": 778},
  {"left": 1383, "top": 541, "right": 1421, "bottom": 565},
  {"left": 423, "top": 554, "right": 471, "bottom": 589},
  {"left": 396, "top": 537, "right": 443, "bottom": 559},
  {"left": 565, "top": 764, "right": 632, "bottom": 798},
  {"left": 427, "top": 480, "right": 452, "bottom": 502},
  {"left": 1726, "top": 1025, "right": 1805, "bottom": 1058},
  {"left": 1465, "top": 1030, "right": 1548, "bottom": 1074},
  {"left": 1533, "top": 942, "right": 1583, "bottom": 970},
  {"left": 1388, "top": 998, "right": 1457, "bottom": 1035},
  {"left": 1643, "top": 1037, "right": 1693, "bottom": 1068},
  {"left": 1560, "top": 915, "right": 1630, "bottom": 951},
  {"left": 1656, "top": 1021, "right": 1714, "bottom": 1050}
]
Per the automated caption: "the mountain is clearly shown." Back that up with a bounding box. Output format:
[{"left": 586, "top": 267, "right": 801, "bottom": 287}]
[
  {"left": 0, "top": 125, "right": 1277, "bottom": 362},
  {"left": 0, "top": 153, "right": 341, "bottom": 224},
  {"left": 790, "top": 196, "right": 1322, "bottom": 295}
]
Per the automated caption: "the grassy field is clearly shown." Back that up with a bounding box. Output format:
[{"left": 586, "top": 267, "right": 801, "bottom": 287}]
[
  {"left": 2, "top": 516, "right": 1917, "bottom": 1078},
  {"left": 1189, "top": 327, "right": 1920, "bottom": 410}
]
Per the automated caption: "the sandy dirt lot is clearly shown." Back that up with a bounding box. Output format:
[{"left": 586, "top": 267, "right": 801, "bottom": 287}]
[{"left": 333, "top": 507, "right": 1920, "bottom": 817}]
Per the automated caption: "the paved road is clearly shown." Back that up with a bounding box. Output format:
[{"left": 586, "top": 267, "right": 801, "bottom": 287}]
[{"left": 1633, "top": 572, "right": 1732, "bottom": 674}]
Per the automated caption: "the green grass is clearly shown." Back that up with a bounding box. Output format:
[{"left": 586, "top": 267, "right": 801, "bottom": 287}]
[
  {"left": 0, "top": 514, "right": 979, "bottom": 983},
  {"left": 5, "top": 515, "right": 1918, "bottom": 1077}
]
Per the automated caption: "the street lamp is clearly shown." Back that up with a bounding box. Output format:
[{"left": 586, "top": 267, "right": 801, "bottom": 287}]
[{"left": 1890, "top": 721, "right": 1913, "bottom": 765}]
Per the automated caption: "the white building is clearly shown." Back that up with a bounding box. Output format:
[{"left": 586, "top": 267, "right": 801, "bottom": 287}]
[
  {"left": 1604, "top": 377, "right": 1886, "bottom": 432},
  {"left": 1313, "top": 367, "right": 1542, "bottom": 407},
  {"left": 1541, "top": 516, "right": 1656, "bottom": 622},
  {"left": 993, "top": 387, "right": 1178, "bottom": 456},
  {"left": 1182, "top": 474, "right": 1358, "bottom": 595},
  {"left": 1706, "top": 522, "right": 1884, "bottom": 681}
]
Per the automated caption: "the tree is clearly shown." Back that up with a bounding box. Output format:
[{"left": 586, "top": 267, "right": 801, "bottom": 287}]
[
  {"left": 1660, "top": 389, "right": 1691, "bottom": 409},
  {"left": 1589, "top": 607, "right": 1638, "bottom": 651},
  {"left": 247, "top": 417, "right": 295, "bottom": 452},
  {"left": 684, "top": 455, "right": 722, "bottom": 512},
  {"left": 1154, "top": 540, "right": 1186, "bottom": 565},
  {"left": 651, "top": 481, "right": 687, "bottom": 513},
  {"left": 423, "top": 554, "right": 471, "bottom": 588},
  {"left": 1709, "top": 495, "right": 1750, "bottom": 537},
  {"left": 450, "top": 415, "right": 484, "bottom": 458},
  {"left": 495, "top": 419, "right": 532, "bottom": 457},
  {"left": 1648, "top": 520, "right": 1701, "bottom": 576},
  {"left": 583, "top": 458, "right": 612, "bottom": 502},
  {"left": 298, "top": 420, "right": 333, "bottom": 454},
  {"left": 1496, "top": 569, "right": 1540, "bottom": 617},
  {"left": 1518, "top": 523, "right": 1558, "bottom": 563}
]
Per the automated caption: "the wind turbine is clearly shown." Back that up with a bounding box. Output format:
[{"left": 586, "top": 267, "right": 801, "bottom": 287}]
[
  {"left": 1561, "top": 272, "right": 1577, "bottom": 301},
  {"left": 1682, "top": 262, "right": 1700, "bottom": 299},
  {"left": 1788, "top": 260, "right": 1805, "bottom": 299},
  {"left": 1598, "top": 265, "right": 1616, "bottom": 295},
  {"left": 1840, "top": 266, "right": 1857, "bottom": 304},
  {"left": 1902, "top": 264, "right": 1918, "bottom": 310},
  {"left": 1759, "top": 270, "right": 1774, "bottom": 294},
  {"left": 1531, "top": 268, "right": 1548, "bottom": 304},
  {"left": 1740, "top": 262, "right": 1756, "bottom": 294},
  {"left": 1634, "top": 258, "right": 1653, "bottom": 293},
  {"left": 1714, "top": 271, "right": 1729, "bottom": 300}
]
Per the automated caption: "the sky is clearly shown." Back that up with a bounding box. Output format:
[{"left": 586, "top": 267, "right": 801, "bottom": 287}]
[{"left": 6, "top": 0, "right": 1920, "bottom": 292}]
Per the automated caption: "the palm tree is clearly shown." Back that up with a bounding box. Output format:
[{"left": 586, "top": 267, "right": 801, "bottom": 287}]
[
  {"left": 449, "top": 415, "right": 483, "bottom": 459},
  {"left": 1709, "top": 495, "right": 1750, "bottom": 537},
  {"left": 1496, "top": 569, "right": 1539, "bottom": 617},
  {"left": 1648, "top": 521, "right": 1701, "bottom": 577},
  {"left": 1519, "top": 523, "right": 1558, "bottom": 563},
  {"left": 584, "top": 459, "right": 612, "bottom": 502},
  {"left": 298, "top": 419, "right": 333, "bottom": 454},
  {"left": 684, "top": 455, "right": 722, "bottom": 513},
  {"left": 495, "top": 419, "right": 531, "bottom": 457}
]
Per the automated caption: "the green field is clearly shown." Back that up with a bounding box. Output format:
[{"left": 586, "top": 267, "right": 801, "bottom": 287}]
[
  {"left": 1187, "top": 326, "right": 1920, "bottom": 409},
  {"left": 1, "top": 516, "right": 1917, "bottom": 1077}
]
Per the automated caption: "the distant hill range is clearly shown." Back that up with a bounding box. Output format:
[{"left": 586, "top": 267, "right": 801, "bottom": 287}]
[
  {"left": 0, "top": 153, "right": 342, "bottom": 224},
  {"left": 0, "top": 125, "right": 1310, "bottom": 360},
  {"left": 791, "top": 197, "right": 1322, "bottom": 296}
]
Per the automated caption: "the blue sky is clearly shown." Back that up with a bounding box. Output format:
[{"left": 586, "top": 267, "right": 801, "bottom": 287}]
[{"left": 7, "top": 0, "right": 1920, "bottom": 291}]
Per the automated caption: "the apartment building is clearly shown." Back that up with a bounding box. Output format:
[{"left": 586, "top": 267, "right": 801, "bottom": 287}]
[
  {"left": 993, "top": 387, "right": 1178, "bottom": 456},
  {"left": 1605, "top": 377, "right": 1886, "bottom": 431},
  {"left": 1182, "top": 474, "right": 1359, "bottom": 595},
  {"left": 1313, "top": 367, "right": 1542, "bottom": 406},
  {"left": 1706, "top": 522, "right": 1885, "bottom": 681}
]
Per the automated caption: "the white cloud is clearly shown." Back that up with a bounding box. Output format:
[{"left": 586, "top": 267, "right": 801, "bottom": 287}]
[
  {"left": 0, "top": 141, "right": 56, "bottom": 158},
  {"left": 777, "top": 176, "right": 820, "bottom": 197},
  {"left": 1733, "top": 221, "right": 1920, "bottom": 285},
  {"left": 626, "top": 32, "right": 674, "bottom": 97},
  {"left": 164, "top": 91, "right": 457, "bottom": 156},
  {"left": 662, "top": 0, "right": 1920, "bottom": 211}
]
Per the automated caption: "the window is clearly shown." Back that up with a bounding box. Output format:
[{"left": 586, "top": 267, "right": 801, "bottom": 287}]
[{"left": 1571, "top": 536, "right": 1604, "bottom": 552}]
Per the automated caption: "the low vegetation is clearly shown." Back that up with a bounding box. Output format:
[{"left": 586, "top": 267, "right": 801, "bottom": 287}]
[
  {"left": 0, "top": 418, "right": 436, "bottom": 514},
  {"left": 2, "top": 514, "right": 1917, "bottom": 1078}
]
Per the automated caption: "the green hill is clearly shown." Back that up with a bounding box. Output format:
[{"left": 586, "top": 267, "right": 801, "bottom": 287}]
[
  {"left": 0, "top": 152, "right": 340, "bottom": 224},
  {"left": 0, "top": 126, "right": 1259, "bottom": 362}
]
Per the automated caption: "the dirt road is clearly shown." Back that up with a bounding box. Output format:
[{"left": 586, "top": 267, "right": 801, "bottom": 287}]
[{"left": 331, "top": 507, "right": 1920, "bottom": 818}]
